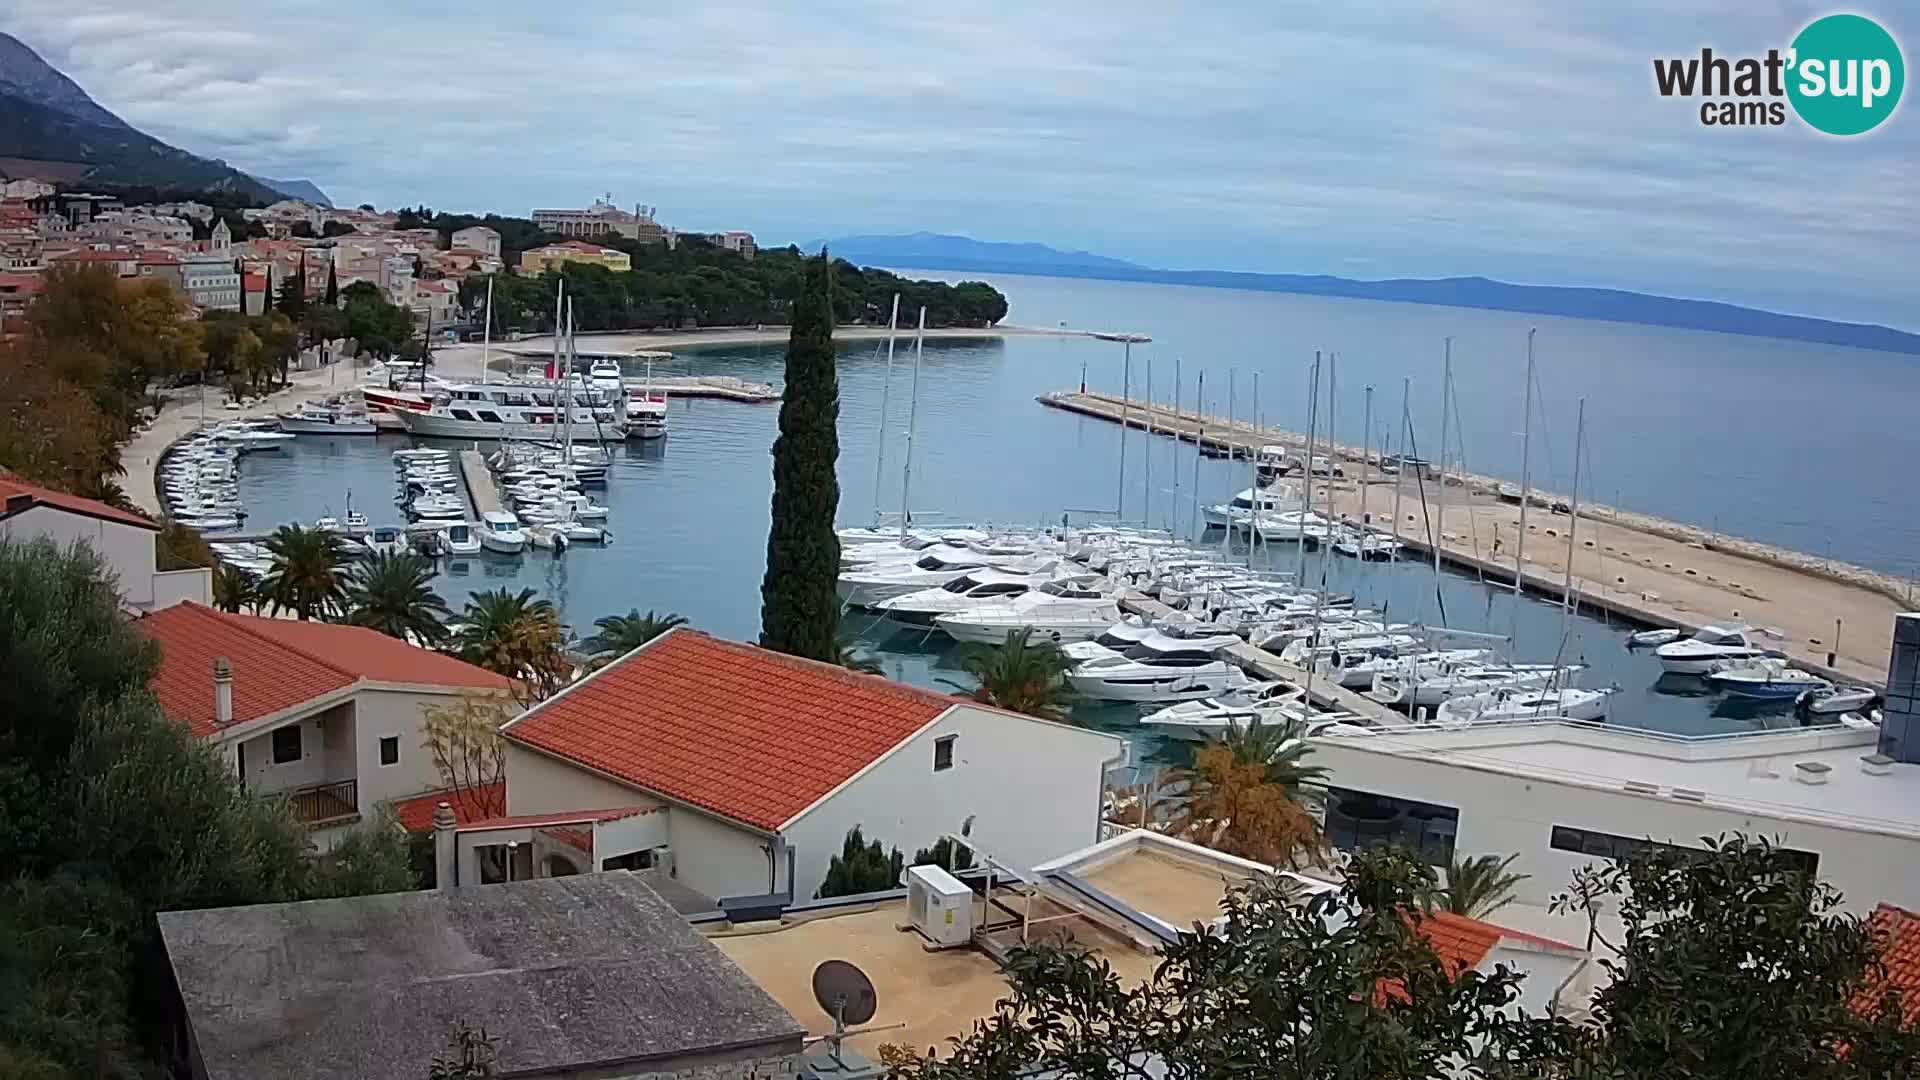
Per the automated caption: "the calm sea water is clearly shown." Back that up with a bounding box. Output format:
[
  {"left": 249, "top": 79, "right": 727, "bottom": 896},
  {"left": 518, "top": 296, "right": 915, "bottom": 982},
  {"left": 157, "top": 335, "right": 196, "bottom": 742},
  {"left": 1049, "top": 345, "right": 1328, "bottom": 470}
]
[{"left": 228, "top": 272, "right": 1910, "bottom": 759}]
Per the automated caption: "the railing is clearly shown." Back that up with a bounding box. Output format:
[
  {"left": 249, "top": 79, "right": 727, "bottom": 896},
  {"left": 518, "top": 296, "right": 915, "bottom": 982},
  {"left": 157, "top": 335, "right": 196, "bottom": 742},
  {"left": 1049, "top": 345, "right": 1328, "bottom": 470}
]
[{"left": 283, "top": 779, "right": 359, "bottom": 825}]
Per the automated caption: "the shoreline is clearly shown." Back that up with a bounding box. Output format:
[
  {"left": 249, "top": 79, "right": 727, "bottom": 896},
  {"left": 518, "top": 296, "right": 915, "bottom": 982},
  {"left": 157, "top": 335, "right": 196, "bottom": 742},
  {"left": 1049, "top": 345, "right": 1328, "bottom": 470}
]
[{"left": 500, "top": 322, "right": 1092, "bottom": 355}]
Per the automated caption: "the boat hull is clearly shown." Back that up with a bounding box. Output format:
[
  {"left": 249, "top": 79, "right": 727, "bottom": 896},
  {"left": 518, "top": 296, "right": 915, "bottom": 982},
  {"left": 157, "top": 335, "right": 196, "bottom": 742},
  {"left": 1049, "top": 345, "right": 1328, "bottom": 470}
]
[
  {"left": 1657, "top": 650, "right": 1765, "bottom": 675},
  {"left": 1065, "top": 664, "right": 1247, "bottom": 703},
  {"left": 936, "top": 616, "right": 1115, "bottom": 646},
  {"left": 394, "top": 410, "right": 621, "bottom": 440},
  {"left": 279, "top": 416, "right": 379, "bottom": 436}
]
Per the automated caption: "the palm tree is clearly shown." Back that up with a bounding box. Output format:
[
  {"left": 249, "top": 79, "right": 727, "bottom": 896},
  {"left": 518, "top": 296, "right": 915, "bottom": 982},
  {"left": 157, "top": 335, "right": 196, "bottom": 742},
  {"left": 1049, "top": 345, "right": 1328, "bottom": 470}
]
[
  {"left": 453, "top": 588, "right": 569, "bottom": 701},
  {"left": 343, "top": 552, "right": 450, "bottom": 646},
  {"left": 954, "top": 627, "right": 1077, "bottom": 722},
  {"left": 211, "top": 563, "right": 261, "bottom": 614},
  {"left": 1217, "top": 715, "right": 1330, "bottom": 796},
  {"left": 1432, "top": 852, "right": 1530, "bottom": 918},
  {"left": 260, "top": 524, "right": 346, "bottom": 620},
  {"left": 1172, "top": 716, "right": 1330, "bottom": 866},
  {"left": 583, "top": 609, "right": 688, "bottom": 660}
]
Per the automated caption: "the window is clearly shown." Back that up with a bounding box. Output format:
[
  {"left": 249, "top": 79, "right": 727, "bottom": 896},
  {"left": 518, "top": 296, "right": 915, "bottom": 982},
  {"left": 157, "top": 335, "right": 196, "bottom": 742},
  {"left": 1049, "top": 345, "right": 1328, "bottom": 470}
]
[
  {"left": 271, "top": 725, "right": 303, "bottom": 764},
  {"left": 1324, "top": 785, "right": 1459, "bottom": 866},
  {"left": 601, "top": 848, "right": 657, "bottom": 872},
  {"left": 378, "top": 736, "right": 399, "bottom": 766},
  {"left": 933, "top": 734, "right": 957, "bottom": 772},
  {"left": 1548, "top": 825, "right": 1819, "bottom": 875}
]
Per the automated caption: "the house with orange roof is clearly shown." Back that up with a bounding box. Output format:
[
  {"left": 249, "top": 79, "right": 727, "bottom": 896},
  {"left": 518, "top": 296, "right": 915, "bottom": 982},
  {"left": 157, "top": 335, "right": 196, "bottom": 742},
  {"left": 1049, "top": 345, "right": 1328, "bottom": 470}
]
[
  {"left": 133, "top": 601, "right": 511, "bottom": 846},
  {"left": 468, "top": 628, "right": 1128, "bottom": 908},
  {"left": 1, "top": 473, "right": 209, "bottom": 610},
  {"left": 519, "top": 240, "right": 631, "bottom": 274}
]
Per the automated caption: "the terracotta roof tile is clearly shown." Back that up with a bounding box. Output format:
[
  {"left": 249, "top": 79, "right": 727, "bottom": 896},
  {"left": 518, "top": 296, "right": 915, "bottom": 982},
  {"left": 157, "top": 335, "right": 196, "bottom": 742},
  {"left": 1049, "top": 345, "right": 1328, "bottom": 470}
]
[
  {"left": 458, "top": 807, "right": 653, "bottom": 831},
  {"left": 1414, "top": 911, "right": 1506, "bottom": 976},
  {"left": 0, "top": 473, "right": 156, "bottom": 529},
  {"left": 386, "top": 783, "right": 506, "bottom": 832},
  {"left": 1862, "top": 904, "right": 1920, "bottom": 1025},
  {"left": 503, "top": 629, "right": 961, "bottom": 831},
  {"left": 134, "top": 602, "right": 507, "bottom": 738}
]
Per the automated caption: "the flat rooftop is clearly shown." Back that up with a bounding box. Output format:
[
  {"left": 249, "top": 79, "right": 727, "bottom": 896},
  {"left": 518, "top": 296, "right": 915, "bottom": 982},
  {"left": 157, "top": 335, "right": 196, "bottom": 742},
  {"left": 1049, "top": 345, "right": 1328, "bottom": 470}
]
[{"left": 1315, "top": 722, "right": 1920, "bottom": 836}]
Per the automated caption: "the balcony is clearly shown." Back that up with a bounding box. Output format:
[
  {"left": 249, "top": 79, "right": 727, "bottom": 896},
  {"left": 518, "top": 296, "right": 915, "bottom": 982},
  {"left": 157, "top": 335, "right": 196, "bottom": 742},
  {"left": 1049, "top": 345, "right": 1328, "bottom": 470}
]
[{"left": 283, "top": 779, "right": 359, "bottom": 827}]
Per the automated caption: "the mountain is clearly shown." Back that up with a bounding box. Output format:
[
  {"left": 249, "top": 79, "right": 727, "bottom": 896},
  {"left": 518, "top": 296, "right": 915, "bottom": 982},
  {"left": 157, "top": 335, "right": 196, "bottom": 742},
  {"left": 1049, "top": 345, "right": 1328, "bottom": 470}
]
[
  {"left": 831, "top": 233, "right": 1920, "bottom": 356},
  {"left": 822, "top": 232, "right": 1144, "bottom": 275},
  {"left": 257, "top": 177, "right": 334, "bottom": 207},
  {"left": 0, "top": 32, "right": 279, "bottom": 201}
]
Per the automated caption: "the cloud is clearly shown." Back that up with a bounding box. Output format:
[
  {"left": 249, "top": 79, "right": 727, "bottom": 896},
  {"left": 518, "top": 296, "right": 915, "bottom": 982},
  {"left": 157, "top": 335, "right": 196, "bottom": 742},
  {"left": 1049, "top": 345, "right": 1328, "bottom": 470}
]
[{"left": 5, "top": 0, "right": 1914, "bottom": 324}]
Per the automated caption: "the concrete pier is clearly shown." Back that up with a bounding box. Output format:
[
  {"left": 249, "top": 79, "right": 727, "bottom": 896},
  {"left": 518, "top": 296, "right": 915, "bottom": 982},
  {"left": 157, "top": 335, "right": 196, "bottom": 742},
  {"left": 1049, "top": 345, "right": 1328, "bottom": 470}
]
[
  {"left": 460, "top": 450, "right": 502, "bottom": 518},
  {"left": 1043, "top": 390, "right": 1904, "bottom": 684}
]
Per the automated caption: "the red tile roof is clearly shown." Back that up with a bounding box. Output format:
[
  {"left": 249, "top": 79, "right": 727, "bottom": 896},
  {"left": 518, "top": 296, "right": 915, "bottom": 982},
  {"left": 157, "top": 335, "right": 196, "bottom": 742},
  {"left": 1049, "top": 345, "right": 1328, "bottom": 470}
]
[
  {"left": 458, "top": 806, "right": 653, "bottom": 831},
  {"left": 0, "top": 473, "right": 155, "bottom": 529},
  {"left": 1413, "top": 911, "right": 1506, "bottom": 976},
  {"left": 503, "top": 629, "right": 961, "bottom": 831},
  {"left": 1862, "top": 904, "right": 1920, "bottom": 1025},
  {"left": 134, "top": 602, "right": 509, "bottom": 738},
  {"left": 387, "top": 782, "right": 506, "bottom": 832}
]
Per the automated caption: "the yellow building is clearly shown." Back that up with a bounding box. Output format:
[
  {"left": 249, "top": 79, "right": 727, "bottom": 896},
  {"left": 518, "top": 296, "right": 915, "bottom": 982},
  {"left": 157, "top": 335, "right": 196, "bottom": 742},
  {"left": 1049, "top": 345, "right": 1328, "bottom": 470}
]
[{"left": 519, "top": 241, "right": 632, "bottom": 274}]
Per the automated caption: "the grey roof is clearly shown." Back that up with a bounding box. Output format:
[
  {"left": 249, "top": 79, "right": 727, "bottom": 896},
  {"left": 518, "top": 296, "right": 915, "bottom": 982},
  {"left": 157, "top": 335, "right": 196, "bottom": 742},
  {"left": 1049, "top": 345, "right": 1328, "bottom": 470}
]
[{"left": 157, "top": 873, "right": 804, "bottom": 1080}]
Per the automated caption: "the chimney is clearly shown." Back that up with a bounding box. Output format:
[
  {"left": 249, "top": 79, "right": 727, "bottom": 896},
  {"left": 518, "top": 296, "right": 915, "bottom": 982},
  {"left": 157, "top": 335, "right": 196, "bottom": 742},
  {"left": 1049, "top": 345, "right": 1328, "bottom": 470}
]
[
  {"left": 212, "top": 656, "right": 233, "bottom": 727},
  {"left": 1878, "top": 613, "right": 1920, "bottom": 763},
  {"left": 433, "top": 802, "right": 458, "bottom": 890}
]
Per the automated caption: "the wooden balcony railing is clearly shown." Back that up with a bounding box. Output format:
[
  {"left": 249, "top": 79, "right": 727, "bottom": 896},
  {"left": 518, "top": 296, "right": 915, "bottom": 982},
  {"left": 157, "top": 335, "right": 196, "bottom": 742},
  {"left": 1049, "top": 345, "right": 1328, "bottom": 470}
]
[{"left": 283, "top": 779, "right": 359, "bottom": 826}]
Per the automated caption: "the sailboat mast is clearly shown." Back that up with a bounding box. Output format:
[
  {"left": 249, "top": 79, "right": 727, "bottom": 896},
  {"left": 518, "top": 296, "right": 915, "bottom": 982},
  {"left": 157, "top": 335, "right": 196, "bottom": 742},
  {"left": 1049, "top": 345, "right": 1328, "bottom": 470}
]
[
  {"left": 897, "top": 306, "right": 926, "bottom": 539},
  {"left": 1117, "top": 339, "right": 1131, "bottom": 522},
  {"left": 1515, "top": 327, "right": 1536, "bottom": 604},
  {"left": 1222, "top": 371, "right": 1235, "bottom": 554},
  {"left": 1170, "top": 356, "right": 1181, "bottom": 533},
  {"left": 872, "top": 293, "right": 900, "bottom": 525},
  {"left": 1392, "top": 378, "right": 1408, "bottom": 550},
  {"left": 1143, "top": 350, "right": 1153, "bottom": 529},
  {"left": 1247, "top": 372, "right": 1259, "bottom": 570},
  {"left": 1295, "top": 353, "right": 1320, "bottom": 579},
  {"left": 1359, "top": 384, "right": 1373, "bottom": 533},
  {"left": 481, "top": 276, "right": 493, "bottom": 386},
  {"left": 563, "top": 299, "right": 575, "bottom": 458},
  {"left": 1561, "top": 397, "right": 1586, "bottom": 630},
  {"left": 1189, "top": 370, "right": 1204, "bottom": 541},
  {"left": 1434, "top": 338, "right": 1451, "bottom": 585},
  {"left": 1323, "top": 353, "right": 1337, "bottom": 548}
]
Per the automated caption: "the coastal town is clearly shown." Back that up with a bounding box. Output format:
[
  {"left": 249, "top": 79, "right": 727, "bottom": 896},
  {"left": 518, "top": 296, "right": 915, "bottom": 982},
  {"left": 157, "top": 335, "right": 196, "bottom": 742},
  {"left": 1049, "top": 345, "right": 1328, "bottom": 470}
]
[{"left": 3, "top": 10, "right": 1920, "bottom": 1080}]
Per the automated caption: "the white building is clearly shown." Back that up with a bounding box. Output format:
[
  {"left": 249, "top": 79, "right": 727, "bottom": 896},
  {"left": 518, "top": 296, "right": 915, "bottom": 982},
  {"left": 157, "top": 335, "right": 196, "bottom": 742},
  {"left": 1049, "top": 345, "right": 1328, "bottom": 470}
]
[
  {"left": 532, "top": 198, "right": 667, "bottom": 243},
  {"left": 1309, "top": 717, "right": 1920, "bottom": 917},
  {"left": 2, "top": 178, "right": 54, "bottom": 199},
  {"left": 0, "top": 475, "right": 208, "bottom": 612},
  {"left": 450, "top": 225, "right": 501, "bottom": 258},
  {"left": 83, "top": 210, "right": 192, "bottom": 245},
  {"left": 470, "top": 629, "right": 1129, "bottom": 906},
  {"left": 133, "top": 602, "right": 514, "bottom": 849}
]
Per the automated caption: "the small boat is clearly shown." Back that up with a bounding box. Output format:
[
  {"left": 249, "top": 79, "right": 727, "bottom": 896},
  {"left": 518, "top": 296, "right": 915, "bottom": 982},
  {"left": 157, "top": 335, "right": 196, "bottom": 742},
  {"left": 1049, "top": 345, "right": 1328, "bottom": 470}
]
[
  {"left": 479, "top": 510, "right": 527, "bottom": 554},
  {"left": 1331, "top": 530, "right": 1401, "bottom": 561},
  {"left": 342, "top": 508, "right": 371, "bottom": 537},
  {"left": 443, "top": 521, "right": 483, "bottom": 556},
  {"left": 1795, "top": 684, "right": 1881, "bottom": 717},
  {"left": 525, "top": 525, "right": 569, "bottom": 551},
  {"left": 1705, "top": 659, "right": 1830, "bottom": 700},
  {"left": 1626, "top": 627, "right": 1683, "bottom": 649},
  {"left": 1840, "top": 711, "right": 1880, "bottom": 731},
  {"left": 363, "top": 526, "right": 408, "bottom": 557},
  {"left": 410, "top": 495, "right": 467, "bottom": 520}
]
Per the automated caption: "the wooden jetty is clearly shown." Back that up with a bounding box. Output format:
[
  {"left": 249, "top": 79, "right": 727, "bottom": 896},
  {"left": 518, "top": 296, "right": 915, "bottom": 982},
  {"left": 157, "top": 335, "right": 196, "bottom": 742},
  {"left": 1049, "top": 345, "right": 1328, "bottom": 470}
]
[{"left": 1041, "top": 390, "right": 1904, "bottom": 684}]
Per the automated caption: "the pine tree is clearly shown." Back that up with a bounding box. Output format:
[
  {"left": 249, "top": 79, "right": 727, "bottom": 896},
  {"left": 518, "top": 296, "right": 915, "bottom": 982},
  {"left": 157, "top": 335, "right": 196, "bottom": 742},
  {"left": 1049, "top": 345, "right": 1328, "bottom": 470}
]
[
  {"left": 277, "top": 253, "right": 306, "bottom": 318},
  {"left": 323, "top": 259, "right": 338, "bottom": 306},
  {"left": 758, "top": 250, "right": 841, "bottom": 661}
]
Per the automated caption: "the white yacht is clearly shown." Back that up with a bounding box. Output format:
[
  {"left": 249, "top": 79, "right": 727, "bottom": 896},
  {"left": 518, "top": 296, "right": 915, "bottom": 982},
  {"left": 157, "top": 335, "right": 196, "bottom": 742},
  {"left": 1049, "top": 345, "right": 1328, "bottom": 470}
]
[
  {"left": 933, "top": 579, "right": 1122, "bottom": 645},
  {"left": 1138, "top": 681, "right": 1310, "bottom": 741},
  {"left": 626, "top": 390, "right": 668, "bottom": 439},
  {"left": 1065, "top": 628, "right": 1250, "bottom": 703},
  {"left": 1706, "top": 660, "right": 1830, "bottom": 700},
  {"left": 837, "top": 548, "right": 1047, "bottom": 608},
  {"left": 1202, "top": 484, "right": 1303, "bottom": 528},
  {"left": 443, "top": 521, "right": 482, "bottom": 556},
  {"left": 1434, "top": 685, "right": 1615, "bottom": 725},
  {"left": 1323, "top": 647, "right": 1496, "bottom": 692},
  {"left": 363, "top": 526, "right": 408, "bottom": 557},
  {"left": 479, "top": 510, "right": 528, "bottom": 554},
  {"left": 1331, "top": 528, "right": 1401, "bottom": 561},
  {"left": 392, "top": 381, "right": 625, "bottom": 439},
  {"left": 1370, "top": 662, "right": 1581, "bottom": 709},
  {"left": 873, "top": 569, "right": 1048, "bottom": 627},
  {"left": 410, "top": 494, "right": 467, "bottom": 520},
  {"left": 1064, "top": 615, "right": 1159, "bottom": 665},
  {"left": 278, "top": 400, "right": 378, "bottom": 435},
  {"left": 1655, "top": 625, "right": 1771, "bottom": 674},
  {"left": 1282, "top": 634, "right": 1424, "bottom": 683}
]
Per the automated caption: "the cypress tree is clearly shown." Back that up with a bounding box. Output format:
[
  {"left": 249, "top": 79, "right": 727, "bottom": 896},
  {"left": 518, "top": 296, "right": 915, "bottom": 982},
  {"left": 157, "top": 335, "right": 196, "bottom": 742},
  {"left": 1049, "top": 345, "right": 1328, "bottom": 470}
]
[
  {"left": 758, "top": 250, "right": 841, "bottom": 661},
  {"left": 323, "top": 259, "right": 338, "bottom": 306}
]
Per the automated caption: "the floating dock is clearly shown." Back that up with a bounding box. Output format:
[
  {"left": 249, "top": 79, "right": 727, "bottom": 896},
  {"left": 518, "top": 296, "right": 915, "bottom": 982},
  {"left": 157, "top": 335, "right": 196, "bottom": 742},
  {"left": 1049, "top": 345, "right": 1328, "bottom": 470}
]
[
  {"left": 459, "top": 450, "right": 502, "bottom": 518},
  {"left": 1041, "top": 390, "right": 1903, "bottom": 684}
]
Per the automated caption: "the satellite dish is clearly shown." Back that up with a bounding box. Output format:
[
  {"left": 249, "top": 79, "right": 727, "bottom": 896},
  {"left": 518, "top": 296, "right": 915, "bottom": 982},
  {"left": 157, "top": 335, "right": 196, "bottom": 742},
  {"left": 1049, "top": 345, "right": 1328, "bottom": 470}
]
[{"left": 811, "top": 959, "right": 878, "bottom": 1026}]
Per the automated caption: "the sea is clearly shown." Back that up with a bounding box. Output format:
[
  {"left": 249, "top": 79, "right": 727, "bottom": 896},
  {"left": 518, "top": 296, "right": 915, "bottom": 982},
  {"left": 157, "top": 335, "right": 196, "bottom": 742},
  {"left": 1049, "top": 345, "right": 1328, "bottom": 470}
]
[{"left": 225, "top": 271, "right": 1918, "bottom": 767}]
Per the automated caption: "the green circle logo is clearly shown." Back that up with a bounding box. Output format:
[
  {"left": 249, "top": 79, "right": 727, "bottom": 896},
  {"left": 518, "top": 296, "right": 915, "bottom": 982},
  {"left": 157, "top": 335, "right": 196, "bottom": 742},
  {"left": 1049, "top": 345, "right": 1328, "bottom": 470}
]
[{"left": 1787, "top": 14, "right": 1905, "bottom": 135}]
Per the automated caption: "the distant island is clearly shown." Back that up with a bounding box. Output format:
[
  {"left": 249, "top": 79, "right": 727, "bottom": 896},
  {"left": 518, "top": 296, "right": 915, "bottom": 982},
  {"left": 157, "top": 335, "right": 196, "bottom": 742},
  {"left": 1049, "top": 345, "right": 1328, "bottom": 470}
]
[{"left": 821, "top": 233, "right": 1920, "bottom": 356}]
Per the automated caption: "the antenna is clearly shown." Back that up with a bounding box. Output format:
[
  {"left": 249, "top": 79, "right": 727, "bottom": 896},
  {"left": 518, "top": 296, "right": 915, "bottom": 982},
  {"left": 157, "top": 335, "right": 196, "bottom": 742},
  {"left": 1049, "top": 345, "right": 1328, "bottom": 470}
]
[{"left": 805, "top": 960, "right": 896, "bottom": 1079}]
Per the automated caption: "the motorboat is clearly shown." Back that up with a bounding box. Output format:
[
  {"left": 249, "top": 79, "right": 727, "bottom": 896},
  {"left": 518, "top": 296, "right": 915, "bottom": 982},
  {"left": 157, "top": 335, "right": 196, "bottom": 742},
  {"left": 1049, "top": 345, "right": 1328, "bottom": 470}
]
[
  {"left": 1137, "top": 681, "right": 1309, "bottom": 741},
  {"left": 410, "top": 495, "right": 467, "bottom": 520},
  {"left": 1435, "top": 686, "right": 1616, "bottom": 725},
  {"left": 1705, "top": 660, "right": 1830, "bottom": 700},
  {"left": 1796, "top": 684, "right": 1881, "bottom": 718},
  {"left": 1064, "top": 615, "right": 1159, "bottom": 665},
  {"left": 1369, "top": 663, "right": 1580, "bottom": 709},
  {"left": 526, "top": 524, "right": 569, "bottom": 552},
  {"left": 873, "top": 569, "right": 1049, "bottom": 627},
  {"left": 1254, "top": 445, "right": 1290, "bottom": 484},
  {"left": 1282, "top": 634, "right": 1423, "bottom": 681},
  {"left": 626, "top": 390, "right": 669, "bottom": 439},
  {"left": 1626, "top": 627, "right": 1683, "bottom": 649},
  {"left": 1654, "top": 625, "right": 1769, "bottom": 674},
  {"left": 478, "top": 510, "right": 527, "bottom": 554},
  {"left": 587, "top": 356, "right": 625, "bottom": 395},
  {"left": 1064, "top": 627, "right": 1251, "bottom": 703},
  {"left": 1331, "top": 528, "right": 1401, "bottom": 561},
  {"left": 554, "top": 517, "right": 612, "bottom": 543},
  {"left": 836, "top": 548, "right": 1007, "bottom": 608},
  {"left": 1325, "top": 647, "right": 1496, "bottom": 692},
  {"left": 363, "top": 526, "right": 408, "bottom": 557},
  {"left": 443, "top": 521, "right": 482, "bottom": 556},
  {"left": 933, "top": 578, "right": 1123, "bottom": 645},
  {"left": 1201, "top": 484, "right": 1304, "bottom": 528},
  {"left": 278, "top": 400, "right": 378, "bottom": 435}
]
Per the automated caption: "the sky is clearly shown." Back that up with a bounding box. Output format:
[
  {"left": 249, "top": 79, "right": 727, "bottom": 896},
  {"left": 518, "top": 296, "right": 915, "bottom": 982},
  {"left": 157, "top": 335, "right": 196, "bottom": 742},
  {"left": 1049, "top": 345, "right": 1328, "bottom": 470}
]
[{"left": 6, "top": 1, "right": 1916, "bottom": 326}]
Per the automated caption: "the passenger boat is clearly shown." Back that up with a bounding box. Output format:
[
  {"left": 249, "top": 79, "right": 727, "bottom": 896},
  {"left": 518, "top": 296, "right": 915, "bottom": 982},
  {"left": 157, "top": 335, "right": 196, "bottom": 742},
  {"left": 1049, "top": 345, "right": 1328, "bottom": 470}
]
[{"left": 391, "top": 381, "right": 625, "bottom": 439}]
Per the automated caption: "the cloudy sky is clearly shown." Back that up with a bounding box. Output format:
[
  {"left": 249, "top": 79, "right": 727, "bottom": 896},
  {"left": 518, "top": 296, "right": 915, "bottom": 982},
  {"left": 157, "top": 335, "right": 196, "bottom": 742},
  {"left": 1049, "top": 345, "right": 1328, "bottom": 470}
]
[{"left": 7, "top": 2, "right": 1915, "bottom": 325}]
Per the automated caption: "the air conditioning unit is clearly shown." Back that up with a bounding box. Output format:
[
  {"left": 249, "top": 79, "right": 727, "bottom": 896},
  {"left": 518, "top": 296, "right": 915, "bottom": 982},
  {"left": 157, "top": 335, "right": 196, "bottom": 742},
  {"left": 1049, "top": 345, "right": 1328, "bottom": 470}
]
[{"left": 904, "top": 864, "right": 974, "bottom": 948}]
